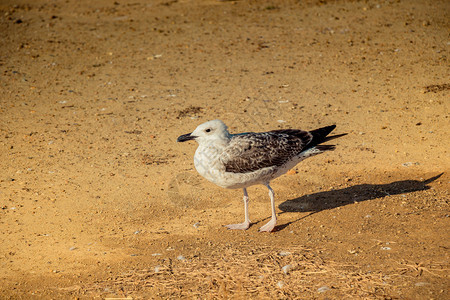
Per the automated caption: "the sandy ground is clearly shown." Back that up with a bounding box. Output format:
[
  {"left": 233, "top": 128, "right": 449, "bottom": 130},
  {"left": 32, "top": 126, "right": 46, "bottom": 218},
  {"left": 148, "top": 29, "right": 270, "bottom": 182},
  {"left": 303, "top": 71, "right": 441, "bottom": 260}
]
[{"left": 0, "top": 0, "right": 449, "bottom": 298}]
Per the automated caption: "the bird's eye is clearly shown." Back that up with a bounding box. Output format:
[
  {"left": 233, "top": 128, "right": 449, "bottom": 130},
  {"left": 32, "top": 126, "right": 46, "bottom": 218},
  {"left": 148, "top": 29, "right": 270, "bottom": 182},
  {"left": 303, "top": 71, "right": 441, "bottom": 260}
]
[{"left": 205, "top": 128, "right": 211, "bottom": 133}]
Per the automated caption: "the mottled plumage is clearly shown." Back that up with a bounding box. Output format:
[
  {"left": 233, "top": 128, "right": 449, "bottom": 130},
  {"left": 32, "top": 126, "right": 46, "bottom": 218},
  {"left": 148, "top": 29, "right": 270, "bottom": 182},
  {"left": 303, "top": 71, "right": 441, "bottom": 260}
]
[
  {"left": 177, "top": 120, "right": 345, "bottom": 232},
  {"left": 222, "top": 127, "right": 335, "bottom": 173}
]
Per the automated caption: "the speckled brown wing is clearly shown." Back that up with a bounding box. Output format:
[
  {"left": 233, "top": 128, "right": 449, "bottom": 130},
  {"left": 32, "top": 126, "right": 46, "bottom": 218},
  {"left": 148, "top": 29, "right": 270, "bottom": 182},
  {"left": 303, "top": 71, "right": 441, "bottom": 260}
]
[{"left": 221, "top": 129, "right": 313, "bottom": 174}]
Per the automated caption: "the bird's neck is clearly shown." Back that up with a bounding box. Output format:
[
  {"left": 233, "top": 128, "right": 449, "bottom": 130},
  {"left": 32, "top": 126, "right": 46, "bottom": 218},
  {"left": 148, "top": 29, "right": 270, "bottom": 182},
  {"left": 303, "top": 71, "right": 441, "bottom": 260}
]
[{"left": 200, "top": 136, "right": 230, "bottom": 150}]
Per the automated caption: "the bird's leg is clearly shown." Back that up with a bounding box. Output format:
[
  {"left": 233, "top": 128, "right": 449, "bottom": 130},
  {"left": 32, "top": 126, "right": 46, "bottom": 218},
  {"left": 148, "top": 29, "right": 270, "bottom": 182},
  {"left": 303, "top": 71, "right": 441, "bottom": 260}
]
[
  {"left": 225, "top": 188, "right": 251, "bottom": 230},
  {"left": 259, "top": 184, "right": 277, "bottom": 232}
]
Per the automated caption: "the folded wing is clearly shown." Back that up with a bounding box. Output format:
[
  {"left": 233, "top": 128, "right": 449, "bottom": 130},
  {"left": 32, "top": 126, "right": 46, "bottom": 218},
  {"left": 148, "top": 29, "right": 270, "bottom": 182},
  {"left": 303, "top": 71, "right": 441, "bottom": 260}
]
[
  {"left": 221, "top": 129, "right": 313, "bottom": 173},
  {"left": 221, "top": 125, "right": 337, "bottom": 174}
]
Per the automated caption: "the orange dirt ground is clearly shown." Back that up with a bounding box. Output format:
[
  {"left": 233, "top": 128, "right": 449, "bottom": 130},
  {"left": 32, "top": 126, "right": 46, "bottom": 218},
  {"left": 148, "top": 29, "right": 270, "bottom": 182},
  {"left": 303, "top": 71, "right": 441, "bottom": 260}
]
[{"left": 0, "top": 0, "right": 449, "bottom": 298}]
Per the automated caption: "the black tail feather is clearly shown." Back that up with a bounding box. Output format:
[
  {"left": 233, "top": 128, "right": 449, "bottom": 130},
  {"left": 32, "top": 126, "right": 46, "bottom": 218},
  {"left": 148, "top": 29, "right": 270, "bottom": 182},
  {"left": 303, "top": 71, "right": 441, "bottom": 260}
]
[
  {"left": 309, "top": 125, "right": 336, "bottom": 147},
  {"left": 323, "top": 133, "right": 348, "bottom": 143},
  {"left": 304, "top": 125, "right": 346, "bottom": 152},
  {"left": 315, "top": 144, "right": 336, "bottom": 151}
]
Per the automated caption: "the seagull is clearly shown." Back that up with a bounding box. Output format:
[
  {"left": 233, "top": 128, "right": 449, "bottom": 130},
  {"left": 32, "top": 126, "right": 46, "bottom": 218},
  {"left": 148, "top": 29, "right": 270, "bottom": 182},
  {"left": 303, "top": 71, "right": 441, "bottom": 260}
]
[{"left": 177, "top": 120, "right": 345, "bottom": 232}]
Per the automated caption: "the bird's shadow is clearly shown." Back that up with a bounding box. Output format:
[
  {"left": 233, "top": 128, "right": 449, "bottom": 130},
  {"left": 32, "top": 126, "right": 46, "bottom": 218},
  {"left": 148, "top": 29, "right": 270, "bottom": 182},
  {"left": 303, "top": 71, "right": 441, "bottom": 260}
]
[{"left": 271, "top": 173, "right": 443, "bottom": 231}]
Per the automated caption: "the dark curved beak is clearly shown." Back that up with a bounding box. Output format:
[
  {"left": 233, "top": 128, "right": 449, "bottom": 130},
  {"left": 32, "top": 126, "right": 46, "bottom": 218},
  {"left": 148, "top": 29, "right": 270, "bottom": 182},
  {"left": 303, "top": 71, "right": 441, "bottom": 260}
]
[{"left": 177, "top": 133, "right": 197, "bottom": 142}]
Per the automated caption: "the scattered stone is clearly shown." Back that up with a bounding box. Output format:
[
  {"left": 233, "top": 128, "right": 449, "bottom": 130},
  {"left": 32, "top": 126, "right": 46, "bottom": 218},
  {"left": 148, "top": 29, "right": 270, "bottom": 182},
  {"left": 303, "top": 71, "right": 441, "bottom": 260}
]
[
  {"left": 282, "top": 264, "right": 293, "bottom": 274},
  {"left": 402, "top": 162, "right": 420, "bottom": 167},
  {"left": 318, "top": 286, "right": 331, "bottom": 293},
  {"left": 177, "top": 255, "right": 186, "bottom": 261},
  {"left": 193, "top": 222, "right": 200, "bottom": 229},
  {"left": 124, "top": 130, "right": 142, "bottom": 134},
  {"left": 286, "top": 169, "right": 297, "bottom": 175},
  {"left": 423, "top": 83, "right": 449, "bottom": 93},
  {"left": 276, "top": 281, "right": 284, "bottom": 288},
  {"left": 278, "top": 251, "right": 291, "bottom": 257},
  {"left": 177, "top": 106, "right": 203, "bottom": 119},
  {"left": 415, "top": 282, "right": 429, "bottom": 287}
]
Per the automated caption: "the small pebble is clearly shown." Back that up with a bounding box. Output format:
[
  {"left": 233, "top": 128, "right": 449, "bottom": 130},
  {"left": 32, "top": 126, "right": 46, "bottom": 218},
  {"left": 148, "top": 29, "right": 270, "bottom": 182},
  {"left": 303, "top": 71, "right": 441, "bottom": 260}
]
[
  {"left": 193, "top": 222, "right": 200, "bottom": 229},
  {"left": 69, "top": 247, "right": 77, "bottom": 251},
  {"left": 402, "top": 162, "right": 420, "bottom": 167},
  {"left": 415, "top": 282, "right": 429, "bottom": 287},
  {"left": 318, "top": 286, "right": 330, "bottom": 293},
  {"left": 276, "top": 281, "right": 284, "bottom": 288},
  {"left": 151, "top": 253, "right": 162, "bottom": 256},
  {"left": 177, "top": 255, "right": 186, "bottom": 261},
  {"left": 282, "top": 264, "right": 293, "bottom": 274},
  {"left": 381, "top": 247, "right": 391, "bottom": 251},
  {"left": 278, "top": 251, "right": 291, "bottom": 256},
  {"left": 286, "top": 169, "right": 297, "bottom": 175},
  {"left": 154, "top": 266, "right": 161, "bottom": 273}
]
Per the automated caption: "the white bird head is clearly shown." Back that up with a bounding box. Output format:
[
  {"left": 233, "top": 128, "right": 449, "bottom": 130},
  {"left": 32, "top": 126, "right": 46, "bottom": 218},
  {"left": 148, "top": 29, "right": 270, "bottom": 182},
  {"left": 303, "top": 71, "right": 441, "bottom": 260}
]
[{"left": 177, "top": 119, "right": 230, "bottom": 145}]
